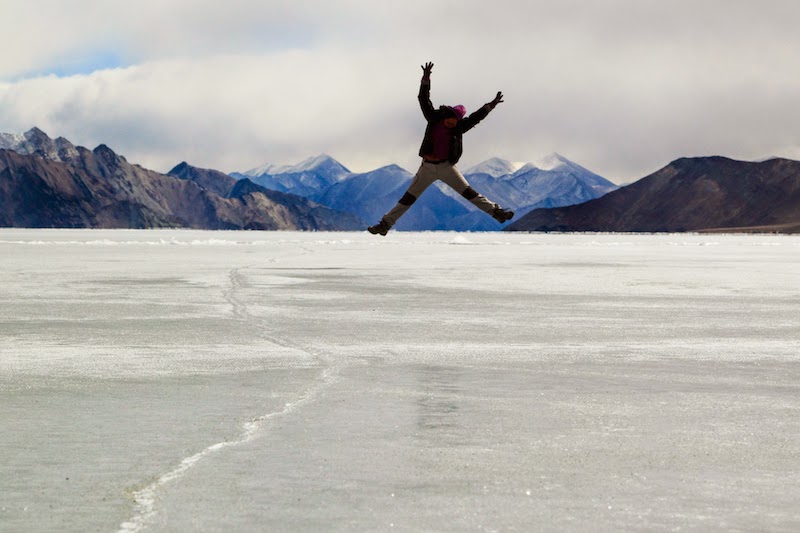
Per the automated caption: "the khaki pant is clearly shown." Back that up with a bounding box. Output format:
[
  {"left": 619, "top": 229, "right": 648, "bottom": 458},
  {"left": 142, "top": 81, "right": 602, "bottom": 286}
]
[{"left": 383, "top": 161, "right": 499, "bottom": 226}]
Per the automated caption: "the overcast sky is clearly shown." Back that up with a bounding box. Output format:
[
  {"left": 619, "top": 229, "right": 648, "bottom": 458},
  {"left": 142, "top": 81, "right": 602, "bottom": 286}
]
[{"left": 2, "top": 0, "right": 799, "bottom": 183}]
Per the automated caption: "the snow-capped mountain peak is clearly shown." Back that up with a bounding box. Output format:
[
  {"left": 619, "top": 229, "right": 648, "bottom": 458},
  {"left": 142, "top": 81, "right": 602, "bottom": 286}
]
[
  {"left": 0, "top": 127, "right": 79, "bottom": 162},
  {"left": 242, "top": 161, "right": 278, "bottom": 177},
  {"left": 531, "top": 152, "right": 570, "bottom": 171},
  {"left": 465, "top": 157, "right": 526, "bottom": 177},
  {"left": 233, "top": 154, "right": 354, "bottom": 199},
  {"left": 242, "top": 154, "right": 350, "bottom": 178},
  {"left": 294, "top": 154, "right": 343, "bottom": 172},
  {"left": 467, "top": 154, "right": 585, "bottom": 178},
  {"left": 513, "top": 152, "right": 575, "bottom": 174}
]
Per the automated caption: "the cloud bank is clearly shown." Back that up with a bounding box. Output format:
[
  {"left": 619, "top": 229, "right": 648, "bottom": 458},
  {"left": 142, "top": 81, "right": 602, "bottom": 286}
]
[{"left": 2, "top": 0, "right": 800, "bottom": 182}]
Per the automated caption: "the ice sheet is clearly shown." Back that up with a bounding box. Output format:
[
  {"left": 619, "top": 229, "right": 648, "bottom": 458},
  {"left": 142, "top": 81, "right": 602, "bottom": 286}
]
[{"left": 1, "top": 229, "right": 799, "bottom": 531}]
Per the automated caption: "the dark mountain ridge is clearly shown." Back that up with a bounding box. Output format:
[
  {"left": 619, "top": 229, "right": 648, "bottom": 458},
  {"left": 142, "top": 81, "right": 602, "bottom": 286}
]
[{"left": 507, "top": 156, "right": 800, "bottom": 233}]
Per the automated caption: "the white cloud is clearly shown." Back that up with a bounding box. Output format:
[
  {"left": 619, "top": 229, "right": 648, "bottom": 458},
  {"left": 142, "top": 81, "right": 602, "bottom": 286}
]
[{"left": 2, "top": 0, "right": 800, "bottom": 182}]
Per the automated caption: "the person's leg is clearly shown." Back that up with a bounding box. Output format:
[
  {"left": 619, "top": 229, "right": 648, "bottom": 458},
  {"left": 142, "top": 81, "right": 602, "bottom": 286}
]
[
  {"left": 380, "top": 163, "right": 437, "bottom": 226},
  {"left": 438, "top": 165, "right": 500, "bottom": 215}
]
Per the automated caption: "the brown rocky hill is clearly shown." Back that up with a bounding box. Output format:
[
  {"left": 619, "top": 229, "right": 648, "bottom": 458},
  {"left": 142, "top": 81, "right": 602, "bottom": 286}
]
[
  {"left": 506, "top": 156, "right": 800, "bottom": 233},
  {"left": 0, "top": 130, "right": 363, "bottom": 230}
]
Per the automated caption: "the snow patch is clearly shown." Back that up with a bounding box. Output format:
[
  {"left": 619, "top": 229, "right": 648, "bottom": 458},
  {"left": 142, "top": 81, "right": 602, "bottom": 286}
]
[
  {"left": 242, "top": 154, "right": 347, "bottom": 177},
  {"left": 450, "top": 235, "right": 475, "bottom": 245},
  {"left": 0, "top": 132, "right": 26, "bottom": 150},
  {"left": 465, "top": 158, "right": 526, "bottom": 177},
  {"left": 528, "top": 152, "right": 570, "bottom": 172}
]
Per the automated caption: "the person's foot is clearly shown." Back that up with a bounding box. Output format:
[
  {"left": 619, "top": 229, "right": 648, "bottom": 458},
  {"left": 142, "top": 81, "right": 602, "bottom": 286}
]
[
  {"left": 492, "top": 207, "right": 515, "bottom": 224},
  {"left": 368, "top": 219, "right": 391, "bottom": 236}
]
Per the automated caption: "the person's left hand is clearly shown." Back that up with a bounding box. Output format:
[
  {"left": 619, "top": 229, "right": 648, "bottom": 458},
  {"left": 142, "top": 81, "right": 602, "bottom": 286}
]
[{"left": 490, "top": 91, "right": 504, "bottom": 109}]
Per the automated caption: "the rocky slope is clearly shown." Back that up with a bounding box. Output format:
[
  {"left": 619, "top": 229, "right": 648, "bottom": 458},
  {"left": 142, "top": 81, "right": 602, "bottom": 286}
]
[
  {"left": 0, "top": 129, "right": 363, "bottom": 230},
  {"left": 168, "top": 162, "right": 363, "bottom": 230},
  {"left": 507, "top": 156, "right": 800, "bottom": 233}
]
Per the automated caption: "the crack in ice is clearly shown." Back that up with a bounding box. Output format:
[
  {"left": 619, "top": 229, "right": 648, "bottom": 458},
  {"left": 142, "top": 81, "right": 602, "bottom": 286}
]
[{"left": 118, "top": 262, "right": 336, "bottom": 533}]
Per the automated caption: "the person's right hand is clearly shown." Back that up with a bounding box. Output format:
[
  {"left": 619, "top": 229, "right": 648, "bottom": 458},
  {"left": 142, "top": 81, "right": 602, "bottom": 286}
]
[{"left": 421, "top": 62, "right": 433, "bottom": 79}]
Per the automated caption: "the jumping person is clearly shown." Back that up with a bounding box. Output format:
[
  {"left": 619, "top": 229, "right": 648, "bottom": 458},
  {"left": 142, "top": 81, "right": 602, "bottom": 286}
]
[{"left": 368, "top": 62, "right": 514, "bottom": 236}]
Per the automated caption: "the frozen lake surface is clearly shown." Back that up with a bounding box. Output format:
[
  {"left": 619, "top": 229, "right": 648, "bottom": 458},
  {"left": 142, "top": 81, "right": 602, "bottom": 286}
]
[{"left": 1, "top": 229, "right": 799, "bottom": 532}]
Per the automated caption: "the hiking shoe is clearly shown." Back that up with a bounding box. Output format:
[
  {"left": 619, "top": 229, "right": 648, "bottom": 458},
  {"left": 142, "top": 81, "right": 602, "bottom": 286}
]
[
  {"left": 368, "top": 219, "right": 391, "bottom": 236},
  {"left": 492, "top": 207, "right": 515, "bottom": 224}
]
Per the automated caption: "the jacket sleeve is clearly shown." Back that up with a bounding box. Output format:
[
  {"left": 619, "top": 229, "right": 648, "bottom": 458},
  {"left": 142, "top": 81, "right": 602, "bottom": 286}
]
[
  {"left": 418, "top": 79, "right": 436, "bottom": 121},
  {"left": 458, "top": 104, "right": 493, "bottom": 133}
]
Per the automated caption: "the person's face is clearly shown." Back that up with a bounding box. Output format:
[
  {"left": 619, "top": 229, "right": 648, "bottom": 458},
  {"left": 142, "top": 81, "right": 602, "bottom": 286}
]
[{"left": 443, "top": 117, "right": 458, "bottom": 129}]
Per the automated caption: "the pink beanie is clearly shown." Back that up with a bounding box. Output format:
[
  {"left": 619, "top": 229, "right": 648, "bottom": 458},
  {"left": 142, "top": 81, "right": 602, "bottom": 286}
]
[{"left": 450, "top": 105, "right": 467, "bottom": 119}]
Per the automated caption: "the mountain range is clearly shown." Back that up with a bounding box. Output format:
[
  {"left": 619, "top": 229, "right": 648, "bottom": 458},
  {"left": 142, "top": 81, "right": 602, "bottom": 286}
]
[
  {"left": 0, "top": 128, "right": 362, "bottom": 230},
  {"left": 1, "top": 128, "right": 616, "bottom": 231},
  {"left": 5, "top": 128, "right": 797, "bottom": 234},
  {"left": 507, "top": 156, "right": 800, "bottom": 233},
  {"left": 232, "top": 153, "right": 618, "bottom": 231}
]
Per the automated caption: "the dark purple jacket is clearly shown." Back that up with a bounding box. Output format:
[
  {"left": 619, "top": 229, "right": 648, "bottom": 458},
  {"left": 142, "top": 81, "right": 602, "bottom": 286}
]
[{"left": 417, "top": 79, "right": 493, "bottom": 164}]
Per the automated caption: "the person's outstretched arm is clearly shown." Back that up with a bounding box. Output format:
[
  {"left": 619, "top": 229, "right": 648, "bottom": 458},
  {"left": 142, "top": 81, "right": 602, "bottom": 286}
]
[
  {"left": 459, "top": 91, "right": 504, "bottom": 133},
  {"left": 418, "top": 62, "right": 436, "bottom": 121}
]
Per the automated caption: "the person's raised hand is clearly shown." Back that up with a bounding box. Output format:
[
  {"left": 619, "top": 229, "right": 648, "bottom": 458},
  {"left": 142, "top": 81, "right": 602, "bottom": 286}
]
[
  {"left": 490, "top": 91, "right": 504, "bottom": 109},
  {"left": 421, "top": 62, "right": 434, "bottom": 79}
]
